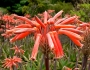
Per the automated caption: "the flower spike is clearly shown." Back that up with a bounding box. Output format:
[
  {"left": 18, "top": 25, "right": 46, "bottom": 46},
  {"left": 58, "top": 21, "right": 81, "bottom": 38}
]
[{"left": 2, "top": 10, "right": 84, "bottom": 62}]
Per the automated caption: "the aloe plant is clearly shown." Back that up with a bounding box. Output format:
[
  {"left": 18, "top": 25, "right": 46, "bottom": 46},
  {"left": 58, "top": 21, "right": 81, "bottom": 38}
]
[{"left": 2, "top": 10, "right": 84, "bottom": 70}]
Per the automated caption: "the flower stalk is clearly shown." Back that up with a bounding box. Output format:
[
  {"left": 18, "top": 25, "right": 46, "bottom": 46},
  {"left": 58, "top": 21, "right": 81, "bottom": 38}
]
[
  {"left": 81, "top": 28, "right": 90, "bottom": 70},
  {"left": 44, "top": 52, "right": 49, "bottom": 70},
  {"left": 81, "top": 54, "right": 88, "bottom": 70}
]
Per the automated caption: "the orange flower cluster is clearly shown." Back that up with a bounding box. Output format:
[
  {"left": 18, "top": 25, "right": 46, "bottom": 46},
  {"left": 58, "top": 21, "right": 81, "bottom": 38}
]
[
  {"left": 10, "top": 45, "right": 24, "bottom": 55},
  {"left": 3, "top": 10, "right": 84, "bottom": 60},
  {"left": 3, "top": 56, "right": 22, "bottom": 70}
]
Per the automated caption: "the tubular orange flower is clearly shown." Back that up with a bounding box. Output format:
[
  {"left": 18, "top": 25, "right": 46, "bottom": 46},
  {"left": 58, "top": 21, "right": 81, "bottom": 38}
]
[
  {"left": 61, "top": 28, "right": 84, "bottom": 35},
  {"left": 44, "top": 11, "right": 48, "bottom": 24},
  {"left": 6, "top": 28, "right": 26, "bottom": 35},
  {"left": 69, "top": 36, "right": 83, "bottom": 48},
  {"left": 47, "top": 10, "right": 63, "bottom": 24},
  {"left": 47, "top": 18, "right": 54, "bottom": 24},
  {"left": 6, "top": 26, "right": 37, "bottom": 34},
  {"left": 13, "top": 27, "right": 37, "bottom": 34},
  {"left": 15, "top": 24, "right": 32, "bottom": 28},
  {"left": 10, "top": 31, "right": 30, "bottom": 43},
  {"left": 58, "top": 29, "right": 82, "bottom": 41},
  {"left": 50, "top": 32, "right": 61, "bottom": 59},
  {"left": 55, "top": 25, "right": 76, "bottom": 29},
  {"left": 77, "top": 23, "right": 90, "bottom": 30},
  {"left": 54, "top": 18, "right": 67, "bottom": 25},
  {"left": 13, "top": 14, "right": 35, "bottom": 26},
  {"left": 35, "top": 16, "right": 46, "bottom": 28},
  {"left": 60, "top": 16, "right": 77, "bottom": 25},
  {"left": 53, "top": 31, "right": 64, "bottom": 57},
  {"left": 31, "top": 21, "right": 40, "bottom": 27},
  {"left": 53, "top": 10, "right": 63, "bottom": 20},
  {"left": 79, "top": 23, "right": 90, "bottom": 27},
  {"left": 30, "top": 34, "right": 42, "bottom": 60},
  {"left": 46, "top": 32, "right": 54, "bottom": 50}
]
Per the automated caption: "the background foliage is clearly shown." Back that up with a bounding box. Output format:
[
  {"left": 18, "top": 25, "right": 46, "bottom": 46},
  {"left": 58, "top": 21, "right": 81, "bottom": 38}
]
[
  {"left": 0, "top": 0, "right": 73, "bottom": 16},
  {"left": 0, "top": 0, "right": 90, "bottom": 20},
  {"left": 70, "top": 3, "right": 90, "bottom": 22}
]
